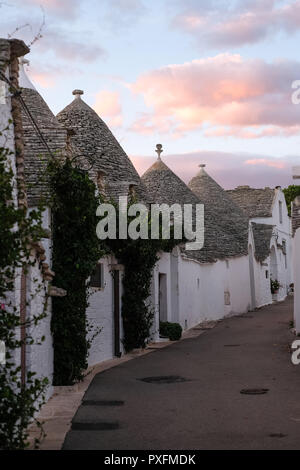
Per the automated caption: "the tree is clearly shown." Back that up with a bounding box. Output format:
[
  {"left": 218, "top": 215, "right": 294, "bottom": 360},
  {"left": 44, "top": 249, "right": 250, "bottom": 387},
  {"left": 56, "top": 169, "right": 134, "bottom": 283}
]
[{"left": 283, "top": 185, "right": 300, "bottom": 216}]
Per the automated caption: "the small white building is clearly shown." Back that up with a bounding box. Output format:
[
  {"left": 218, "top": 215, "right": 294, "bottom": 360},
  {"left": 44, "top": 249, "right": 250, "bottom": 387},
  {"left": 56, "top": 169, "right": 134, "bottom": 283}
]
[
  {"left": 228, "top": 185, "right": 292, "bottom": 306},
  {"left": 292, "top": 166, "right": 300, "bottom": 334},
  {"left": 141, "top": 156, "right": 255, "bottom": 338}
]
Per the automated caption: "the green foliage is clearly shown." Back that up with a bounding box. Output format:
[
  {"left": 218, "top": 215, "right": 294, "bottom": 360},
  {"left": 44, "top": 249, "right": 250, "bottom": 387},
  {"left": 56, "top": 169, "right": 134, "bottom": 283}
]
[
  {"left": 48, "top": 159, "right": 183, "bottom": 378},
  {"left": 106, "top": 205, "right": 180, "bottom": 352},
  {"left": 48, "top": 159, "right": 104, "bottom": 385},
  {"left": 270, "top": 278, "right": 280, "bottom": 294},
  {"left": 0, "top": 136, "right": 48, "bottom": 450},
  {"left": 283, "top": 185, "right": 300, "bottom": 216},
  {"left": 159, "top": 321, "right": 182, "bottom": 341}
]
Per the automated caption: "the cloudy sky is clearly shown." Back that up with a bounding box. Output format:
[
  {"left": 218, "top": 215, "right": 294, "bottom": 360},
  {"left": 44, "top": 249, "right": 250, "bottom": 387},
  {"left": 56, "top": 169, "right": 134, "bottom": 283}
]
[{"left": 2, "top": 0, "right": 300, "bottom": 188}]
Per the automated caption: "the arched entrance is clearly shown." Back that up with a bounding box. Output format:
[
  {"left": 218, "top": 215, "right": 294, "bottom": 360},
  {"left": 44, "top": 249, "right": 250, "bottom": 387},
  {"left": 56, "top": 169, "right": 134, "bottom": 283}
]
[{"left": 249, "top": 245, "right": 256, "bottom": 310}]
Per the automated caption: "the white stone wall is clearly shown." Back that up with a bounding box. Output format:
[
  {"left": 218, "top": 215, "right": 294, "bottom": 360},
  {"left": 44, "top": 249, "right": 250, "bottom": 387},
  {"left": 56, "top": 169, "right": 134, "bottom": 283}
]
[
  {"left": 251, "top": 188, "right": 292, "bottom": 301},
  {"left": 150, "top": 249, "right": 254, "bottom": 336},
  {"left": 253, "top": 256, "right": 272, "bottom": 308},
  {"left": 294, "top": 228, "right": 300, "bottom": 334},
  {"left": 25, "top": 260, "right": 53, "bottom": 401},
  {"left": 86, "top": 255, "right": 121, "bottom": 365},
  {"left": 0, "top": 54, "right": 24, "bottom": 371}
]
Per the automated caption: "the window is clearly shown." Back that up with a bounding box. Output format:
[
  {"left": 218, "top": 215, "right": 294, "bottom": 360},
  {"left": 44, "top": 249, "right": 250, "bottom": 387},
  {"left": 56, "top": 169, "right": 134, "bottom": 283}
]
[
  {"left": 90, "top": 263, "right": 104, "bottom": 288},
  {"left": 279, "top": 201, "right": 283, "bottom": 224},
  {"left": 265, "top": 270, "right": 269, "bottom": 279}
]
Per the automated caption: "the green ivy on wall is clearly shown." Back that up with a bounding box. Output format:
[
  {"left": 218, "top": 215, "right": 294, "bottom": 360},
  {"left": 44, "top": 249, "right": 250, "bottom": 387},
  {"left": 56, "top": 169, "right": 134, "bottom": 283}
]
[
  {"left": 48, "top": 159, "right": 182, "bottom": 383},
  {"left": 48, "top": 159, "right": 105, "bottom": 386},
  {"left": 106, "top": 208, "right": 180, "bottom": 352},
  {"left": 0, "top": 136, "right": 48, "bottom": 450}
]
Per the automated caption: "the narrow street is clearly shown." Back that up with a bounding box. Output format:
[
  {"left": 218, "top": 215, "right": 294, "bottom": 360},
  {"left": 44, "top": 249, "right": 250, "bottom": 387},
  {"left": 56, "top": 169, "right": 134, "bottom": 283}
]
[{"left": 63, "top": 297, "right": 300, "bottom": 450}]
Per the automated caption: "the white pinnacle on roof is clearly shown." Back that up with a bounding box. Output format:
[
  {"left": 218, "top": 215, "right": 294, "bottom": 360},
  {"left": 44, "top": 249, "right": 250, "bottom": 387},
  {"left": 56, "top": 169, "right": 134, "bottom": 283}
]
[
  {"left": 18, "top": 57, "right": 36, "bottom": 91},
  {"left": 155, "top": 143, "right": 163, "bottom": 161}
]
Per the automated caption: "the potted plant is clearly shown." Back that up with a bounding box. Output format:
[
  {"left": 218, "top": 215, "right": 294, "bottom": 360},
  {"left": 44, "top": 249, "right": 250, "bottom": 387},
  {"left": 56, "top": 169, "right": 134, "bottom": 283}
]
[{"left": 270, "top": 279, "right": 280, "bottom": 294}]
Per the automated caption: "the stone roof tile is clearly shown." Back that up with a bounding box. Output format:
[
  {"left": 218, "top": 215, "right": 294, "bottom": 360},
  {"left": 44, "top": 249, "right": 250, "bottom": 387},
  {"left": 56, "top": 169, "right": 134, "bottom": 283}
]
[
  {"left": 188, "top": 165, "right": 249, "bottom": 258},
  {"left": 251, "top": 222, "right": 273, "bottom": 262},
  {"left": 21, "top": 87, "right": 67, "bottom": 206},
  {"left": 56, "top": 91, "right": 149, "bottom": 203},
  {"left": 142, "top": 155, "right": 246, "bottom": 263},
  {"left": 227, "top": 186, "right": 275, "bottom": 218}
]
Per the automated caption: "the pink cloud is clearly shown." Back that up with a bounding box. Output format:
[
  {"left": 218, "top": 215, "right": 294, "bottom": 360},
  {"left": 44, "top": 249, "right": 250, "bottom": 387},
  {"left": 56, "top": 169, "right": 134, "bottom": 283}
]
[
  {"left": 172, "top": 0, "right": 300, "bottom": 47},
  {"left": 130, "top": 53, "right": 300, "bottom": 138},
  {"left": 130, "top": 150, "right": 296, "bottom": 189},
  {"left": 93, "top": 90, "right": 123, "bottom": 128},
  {"left": 245, "top": 159, "right": 285, "bottom": 169}
]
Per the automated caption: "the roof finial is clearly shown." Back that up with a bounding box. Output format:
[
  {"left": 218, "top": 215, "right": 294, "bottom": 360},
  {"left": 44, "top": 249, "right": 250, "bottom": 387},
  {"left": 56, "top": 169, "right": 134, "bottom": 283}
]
[
  {"left": 155, "top": 143, "right": 163, "bottom": 160},
  {"left": 198, "top": 163, "right": 206, "bottom": 175},
  {"left": 18, "top": 56, "right": 36, "bottom": 91},
  {"left": 72, "top": 89, "right": 84, "bottom": 99},
  {"left": 21, "top": 57, "right": 30, "bottom": 66}
]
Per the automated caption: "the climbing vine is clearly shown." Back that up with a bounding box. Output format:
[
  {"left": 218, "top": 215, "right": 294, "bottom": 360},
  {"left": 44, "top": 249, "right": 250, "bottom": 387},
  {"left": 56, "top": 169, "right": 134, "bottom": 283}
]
[
  {"left": 47, "top": 157, "right": 182, "bottom": 382},
  {"left": 48, "top": 159, "right": 104, "bottom": 386},
  {"left": 0, "top": 136, "right": 48, "bottom": 450},
  {"left": 106, "top": 206, "right": 180, "bottom": 352}
]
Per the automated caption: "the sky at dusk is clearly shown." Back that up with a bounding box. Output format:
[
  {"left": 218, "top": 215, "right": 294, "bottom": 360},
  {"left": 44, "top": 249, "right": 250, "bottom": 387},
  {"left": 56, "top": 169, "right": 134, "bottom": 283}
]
[{"left": 1, "top": 0, "right": 300, "bottom": 189}]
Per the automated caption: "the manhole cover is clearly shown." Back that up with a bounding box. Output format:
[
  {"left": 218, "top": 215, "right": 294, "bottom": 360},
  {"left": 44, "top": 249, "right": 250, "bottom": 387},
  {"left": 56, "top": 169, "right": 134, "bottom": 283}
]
[
  {"left": 82, "top": 400, "right": 124, "bottom": 406},
  {"left": 224, "top": 344, "right": 240, "bottom": 347},
  {"left": 71, "top": 421, "right": 119, "bottom": 430},
  {"left": 240, "top": 388, "right": 269, "bottom": 395},
  {"left": 139, "top": 375, "right": 187, "bottom": 384}
]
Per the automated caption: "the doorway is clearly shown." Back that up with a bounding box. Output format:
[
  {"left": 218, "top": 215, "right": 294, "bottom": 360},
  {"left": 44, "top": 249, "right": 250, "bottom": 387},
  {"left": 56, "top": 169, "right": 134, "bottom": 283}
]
[
  {"left": 248, "top": 245, "right": 256, "bottom": 310},
  {"left": 159, "top": 273, "right": 168, "bottom": 323}
]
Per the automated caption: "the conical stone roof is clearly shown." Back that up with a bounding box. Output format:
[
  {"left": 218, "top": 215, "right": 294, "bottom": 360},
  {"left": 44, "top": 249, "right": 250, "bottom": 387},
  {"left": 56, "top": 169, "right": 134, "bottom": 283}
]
[
  {"left": 188, "top": 165, "right": 249, "bottom": 258},
  {"left": 19, "top": 58, "right": 67, "bottom": 206},
  {"left": 251, "top": 222, "right": 273, "bottom": 262},
  {"left": 142, "top": 153, "right": 235, "bottom": 263},
  {"left": 56, "top": 90, "right": 148, "bottom": 202}
]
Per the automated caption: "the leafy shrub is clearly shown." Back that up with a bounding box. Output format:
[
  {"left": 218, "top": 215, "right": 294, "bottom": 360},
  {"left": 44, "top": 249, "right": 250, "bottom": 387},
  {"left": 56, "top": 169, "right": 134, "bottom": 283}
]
[
  {"left": 160, "top": 321, "right": 182, "bottom": 341},
  {"left": 270, "top": 279, "right": 280, "bottom": 294}
]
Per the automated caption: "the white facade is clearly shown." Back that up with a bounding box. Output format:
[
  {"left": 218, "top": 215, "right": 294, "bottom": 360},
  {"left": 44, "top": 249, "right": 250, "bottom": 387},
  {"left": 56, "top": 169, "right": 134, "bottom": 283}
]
[
  {"left": 294, "top": 227, "right": 300, "bottom": 334},
  {"left": 87, "top": 255, "right": 125, "bottom": 365},
  {"left": 251, "top": 188, "right": 292, "bottom": 304}
]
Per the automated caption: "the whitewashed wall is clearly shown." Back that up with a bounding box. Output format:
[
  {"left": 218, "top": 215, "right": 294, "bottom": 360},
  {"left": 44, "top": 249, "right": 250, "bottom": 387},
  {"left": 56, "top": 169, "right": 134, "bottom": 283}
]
[
  {"left": 294, "top": 228, "right": 300, "bottom": 334},
  {"left": 150, "top": 247, "right": 254, "bottom": 337},
  {"left": 253, "top": 256, "right": 272, "bottom": 308},
  {"left": 87, "top": 255, "right": 125, "bottom": 365},
  {"left": 26, "top": 260, "right": 53, "bottom": 401},
  {"left": 252, "top": 188, "right": 292, "bottom": 301}
]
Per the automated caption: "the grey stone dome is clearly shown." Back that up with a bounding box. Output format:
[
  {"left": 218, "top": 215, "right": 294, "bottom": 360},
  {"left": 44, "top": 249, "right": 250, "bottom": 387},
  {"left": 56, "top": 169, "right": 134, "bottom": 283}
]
[
  {"left": 188, "top": 165, "right": 249, "bottom": 258},
  {"left": 142, "top": 157, "right": 239, "bottom": 263},
  {"left": 56, "top": 91, "right": 148, "bottom": 202},
  {"left": 227, "top": 186, "right": 275, "bottom": 218},
  {"left": 21, "top": 87, "right": 67, "bottom": 206}
]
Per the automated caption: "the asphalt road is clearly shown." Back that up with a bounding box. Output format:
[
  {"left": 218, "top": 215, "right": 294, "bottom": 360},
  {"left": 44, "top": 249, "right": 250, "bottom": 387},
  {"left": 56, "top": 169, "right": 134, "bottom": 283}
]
[{"left": 63, "top": 296, "right": 300, "bottom": 450}]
